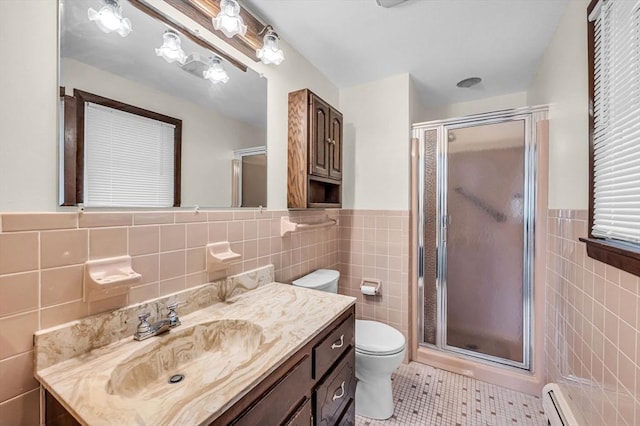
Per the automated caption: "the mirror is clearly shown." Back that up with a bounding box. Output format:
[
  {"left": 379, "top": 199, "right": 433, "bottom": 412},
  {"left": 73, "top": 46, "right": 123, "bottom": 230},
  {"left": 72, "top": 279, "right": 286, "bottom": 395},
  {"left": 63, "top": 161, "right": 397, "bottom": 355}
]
[{"left": 59, "top": 0, "right": 267, "bottom": 208}]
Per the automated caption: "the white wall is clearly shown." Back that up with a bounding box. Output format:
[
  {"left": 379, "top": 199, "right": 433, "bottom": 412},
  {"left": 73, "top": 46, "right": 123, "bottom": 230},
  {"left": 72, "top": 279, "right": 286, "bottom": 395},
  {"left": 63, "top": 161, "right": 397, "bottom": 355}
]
[
  {"left": 0, "top": 0, "right": 58, "bottom": 212},
  {"left": 409, "top": 77, "right": 427, "bottom": 128},
  {"left": 527, "top": 0, "right": 589, "bottom": 210},
  {"left": 62, "top": 59, "right": 264, "bottom": 207},
  {"left": 340, "top": 74, "right": 411, "bottom": 210},
  {"left": 419, "top": 92, "right": 528, "bottom": 122},
  {"left": 0, "top": 0, "right": 338, "bottom": 211}
]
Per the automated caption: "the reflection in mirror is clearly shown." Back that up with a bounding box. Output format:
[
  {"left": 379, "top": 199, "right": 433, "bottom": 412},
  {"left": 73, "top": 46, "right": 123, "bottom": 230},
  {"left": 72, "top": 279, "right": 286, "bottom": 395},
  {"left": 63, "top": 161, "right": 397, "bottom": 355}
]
[
  {"left": 59, "top": 0, "right": 267, "bottom": 208},
  {"left": 231, "top": 147, "right": 267, "bottom": 208}
]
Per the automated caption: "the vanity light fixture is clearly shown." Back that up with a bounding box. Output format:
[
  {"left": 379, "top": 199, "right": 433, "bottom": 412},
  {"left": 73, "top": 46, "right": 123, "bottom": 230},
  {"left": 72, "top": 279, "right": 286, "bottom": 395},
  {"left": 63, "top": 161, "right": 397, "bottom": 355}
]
[
  {"left": 87, "top": 0, "right": 132, "bottom": 37},
  {"left": 203, "top": 56, "right": 230, "bottom": 84},
  {"left": 155, "top": 30, "right": 187, "bottom": 65},
  {"left": 212, "top": 0, "right": 247, "bottom": 38},
  {"left": 256, "top": 26, "right": 285, "bottom": 65}
]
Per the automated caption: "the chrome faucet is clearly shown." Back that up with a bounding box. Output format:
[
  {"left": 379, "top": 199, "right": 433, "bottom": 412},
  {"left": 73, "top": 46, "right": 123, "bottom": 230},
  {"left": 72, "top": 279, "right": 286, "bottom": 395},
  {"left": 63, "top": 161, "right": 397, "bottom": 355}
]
[{"left": 133, "top": 303, "right": 181, "bottom": 341}]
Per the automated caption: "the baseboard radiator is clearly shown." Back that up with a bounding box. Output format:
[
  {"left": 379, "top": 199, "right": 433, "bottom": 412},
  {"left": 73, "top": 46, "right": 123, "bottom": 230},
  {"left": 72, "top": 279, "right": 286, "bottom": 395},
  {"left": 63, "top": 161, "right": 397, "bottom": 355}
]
[{"left": 542, "top": 383, "right": 579, "bottom": 426}]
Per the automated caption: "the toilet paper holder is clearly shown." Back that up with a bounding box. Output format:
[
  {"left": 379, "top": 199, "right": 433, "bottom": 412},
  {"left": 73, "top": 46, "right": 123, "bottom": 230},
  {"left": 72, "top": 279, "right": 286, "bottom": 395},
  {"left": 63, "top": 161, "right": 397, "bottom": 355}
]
[{"left": 360, "top": 278, "right": 381, "bottom": 296}]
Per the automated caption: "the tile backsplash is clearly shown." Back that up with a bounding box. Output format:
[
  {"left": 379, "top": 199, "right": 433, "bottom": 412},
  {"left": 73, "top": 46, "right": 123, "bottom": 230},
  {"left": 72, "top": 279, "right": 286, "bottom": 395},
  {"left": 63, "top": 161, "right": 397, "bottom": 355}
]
[
  {"left": 546, "top": 209, "right": 640, "bottom": 425},
  {"left": 0, "top": 209, "right": 339, "bottom": 425}
]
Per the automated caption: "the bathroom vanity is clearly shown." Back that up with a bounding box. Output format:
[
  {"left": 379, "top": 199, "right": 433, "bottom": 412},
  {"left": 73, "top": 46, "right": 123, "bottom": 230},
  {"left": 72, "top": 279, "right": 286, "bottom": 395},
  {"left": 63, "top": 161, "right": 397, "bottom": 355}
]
[
  {"left": 34, "top": 268, "right": 356, "bottom": 426},
  {"left": 214, "top": 307, "right": 355, "bottom": 425}
]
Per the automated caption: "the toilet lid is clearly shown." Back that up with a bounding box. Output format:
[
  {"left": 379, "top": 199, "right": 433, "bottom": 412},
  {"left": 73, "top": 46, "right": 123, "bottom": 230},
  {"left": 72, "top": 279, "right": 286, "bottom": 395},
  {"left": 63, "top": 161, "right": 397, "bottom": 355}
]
[
  {"left": 355, "top": 320, "right": 406, "bottom": 356},
  {"left": 292, "top": 269, "right": 339, "bottom": 289}
]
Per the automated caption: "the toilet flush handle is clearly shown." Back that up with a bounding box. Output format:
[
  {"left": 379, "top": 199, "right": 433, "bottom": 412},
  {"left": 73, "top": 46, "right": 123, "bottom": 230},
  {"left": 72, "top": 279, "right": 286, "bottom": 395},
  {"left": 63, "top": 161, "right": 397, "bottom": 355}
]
[{"left": 331, "top": 335, "right": 344, "bottom": 349}]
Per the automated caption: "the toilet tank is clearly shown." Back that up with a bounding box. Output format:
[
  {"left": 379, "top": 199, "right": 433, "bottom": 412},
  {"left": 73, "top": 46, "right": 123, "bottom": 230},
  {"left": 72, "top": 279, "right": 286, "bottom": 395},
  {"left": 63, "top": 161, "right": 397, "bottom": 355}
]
[{"left": 292, "top": 269, "right": 339, "bottom": 294}]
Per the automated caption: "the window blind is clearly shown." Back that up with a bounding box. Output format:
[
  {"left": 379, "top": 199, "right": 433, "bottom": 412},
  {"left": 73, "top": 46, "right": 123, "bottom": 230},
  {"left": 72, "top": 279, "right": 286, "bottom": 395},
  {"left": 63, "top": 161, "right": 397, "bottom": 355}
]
[
  {"left": 592, "top": 0, "right": 640, "bottom": 243},
  {"left": 84, "top": 102, "right": 175, "bottom": 207}
]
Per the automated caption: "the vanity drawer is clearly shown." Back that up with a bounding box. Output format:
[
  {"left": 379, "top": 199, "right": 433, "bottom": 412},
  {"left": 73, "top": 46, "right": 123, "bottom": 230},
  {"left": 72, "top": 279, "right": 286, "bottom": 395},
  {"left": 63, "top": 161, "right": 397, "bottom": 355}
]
[
  {"left": 313, "top": 314, "right": 354, "bottom": 380},
  {"left": 286, "top": 397, "right": 312, "bottom": 426},
  {"left": 314, "top": 348, "right": 356, "bottom": 426},
  {"left": 232, "top": 355, "right": 312, "bottom": 426}
]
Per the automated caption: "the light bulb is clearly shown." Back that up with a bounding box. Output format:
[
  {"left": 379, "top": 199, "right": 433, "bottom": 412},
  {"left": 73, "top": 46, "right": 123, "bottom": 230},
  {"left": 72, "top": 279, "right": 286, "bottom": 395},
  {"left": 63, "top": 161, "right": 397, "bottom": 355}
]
[
  {"left": 203, "top": 57, "right": 230, "bottom": 84},
  {"left": 257, "top": 30, "right": 284, "bottom": 65},
  {"left": 87, "top": 0, "right": 132, "bottom": 37},
  {"left": 212, "top": 0, "right": 247, "bottom": 38},
  {"left": 155, "top": 30, "right": 187, "bottom": 65},
  {"left": 99, "top": 8, "right": 121, "bottom": 30}
]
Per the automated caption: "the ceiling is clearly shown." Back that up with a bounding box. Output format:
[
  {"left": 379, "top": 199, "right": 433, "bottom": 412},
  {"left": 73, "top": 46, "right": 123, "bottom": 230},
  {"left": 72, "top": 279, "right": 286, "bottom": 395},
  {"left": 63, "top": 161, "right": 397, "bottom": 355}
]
[{"left": 242, "top": 0, "right": 569, "bottom": 108}]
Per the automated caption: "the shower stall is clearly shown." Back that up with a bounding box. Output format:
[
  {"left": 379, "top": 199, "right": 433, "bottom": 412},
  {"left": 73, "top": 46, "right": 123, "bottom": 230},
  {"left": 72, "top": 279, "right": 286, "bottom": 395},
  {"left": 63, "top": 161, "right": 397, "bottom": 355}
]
[{"left": 412, "top": 107, "right": 547, "bottom": 370}]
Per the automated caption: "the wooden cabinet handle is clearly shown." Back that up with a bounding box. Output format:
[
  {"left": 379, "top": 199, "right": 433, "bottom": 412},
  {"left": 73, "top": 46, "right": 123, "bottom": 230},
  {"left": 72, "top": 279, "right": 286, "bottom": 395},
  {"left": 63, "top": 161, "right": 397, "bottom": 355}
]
[
  {"left": 331, "top": 335, "right": 344, "bottom": 349},
  {"left": 332, "top": 381, "right": 346, "bottom": 401}
]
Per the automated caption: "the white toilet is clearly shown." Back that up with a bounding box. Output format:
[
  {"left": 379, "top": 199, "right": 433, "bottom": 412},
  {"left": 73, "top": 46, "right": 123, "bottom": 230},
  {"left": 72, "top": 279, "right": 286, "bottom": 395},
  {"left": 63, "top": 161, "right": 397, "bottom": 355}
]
[{"left": 292, "top": 269, "right": 406, "bottom": 420}]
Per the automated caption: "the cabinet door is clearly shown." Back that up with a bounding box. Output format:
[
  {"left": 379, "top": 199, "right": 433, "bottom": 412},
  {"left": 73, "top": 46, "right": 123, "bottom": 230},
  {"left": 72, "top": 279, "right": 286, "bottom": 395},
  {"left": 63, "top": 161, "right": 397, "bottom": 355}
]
[
  {"left": 328, "top": 108, "right": 342, "bottom": 180},
  {"left": 309, "top": 95, "right": 330, "bottom": 178},
  {"left": 231, "top": 356, "right": 312, "bottom": 426},
  {"left": 314, "top": 348, "right": 356, "bottom": 426}
]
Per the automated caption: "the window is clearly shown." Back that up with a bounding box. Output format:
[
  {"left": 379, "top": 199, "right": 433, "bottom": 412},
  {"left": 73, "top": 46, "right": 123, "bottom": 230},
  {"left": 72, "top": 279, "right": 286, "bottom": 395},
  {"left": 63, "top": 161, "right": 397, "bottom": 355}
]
[
  {"left": 84, "top": 103, "right": 176, "bottom": 207},
  {"left": 61, "top": 89, "right": 182, "bottom": 207},
  {"left": 583, "top": 0, "right": 640, "bottom": 276}
]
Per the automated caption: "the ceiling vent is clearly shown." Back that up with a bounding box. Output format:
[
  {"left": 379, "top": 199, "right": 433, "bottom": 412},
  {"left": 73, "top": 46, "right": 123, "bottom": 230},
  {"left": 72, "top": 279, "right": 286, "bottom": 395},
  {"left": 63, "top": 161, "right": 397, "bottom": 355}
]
[
  {"left": 376, "top": 0, "right": 408, "bottom": 8},
  {"left": 180, "top": 52, "right": 209, "bottom": 79}
]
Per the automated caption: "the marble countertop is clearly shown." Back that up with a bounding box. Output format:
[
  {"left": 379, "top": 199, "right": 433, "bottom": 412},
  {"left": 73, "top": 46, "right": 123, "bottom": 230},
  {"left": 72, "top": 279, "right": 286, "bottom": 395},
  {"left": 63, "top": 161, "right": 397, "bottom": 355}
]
[{"left": 35, "top": 283, "right": 355, "bottom": 426}]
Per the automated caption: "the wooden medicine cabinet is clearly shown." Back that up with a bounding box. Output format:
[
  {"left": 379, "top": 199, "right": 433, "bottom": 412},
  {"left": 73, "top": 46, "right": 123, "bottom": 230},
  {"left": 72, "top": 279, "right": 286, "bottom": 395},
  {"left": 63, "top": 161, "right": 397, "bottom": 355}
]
[{"left": 288, "top": 89, "right": 343, "bottom": 209}]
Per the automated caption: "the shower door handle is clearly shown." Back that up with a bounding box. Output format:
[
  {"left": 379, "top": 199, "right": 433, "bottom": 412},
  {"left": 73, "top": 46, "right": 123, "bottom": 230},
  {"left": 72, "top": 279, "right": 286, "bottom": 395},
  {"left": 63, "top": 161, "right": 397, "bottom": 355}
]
[
  {"left": 442, "top": 221, "right": 447, "bottom": 244},
  {"left": 442, "top": 214, "right": 450, "bottom": 244}
]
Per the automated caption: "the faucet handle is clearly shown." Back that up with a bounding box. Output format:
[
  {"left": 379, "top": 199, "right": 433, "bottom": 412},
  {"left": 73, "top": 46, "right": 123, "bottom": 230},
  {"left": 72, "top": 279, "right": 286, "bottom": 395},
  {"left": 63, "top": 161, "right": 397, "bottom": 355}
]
[
  {"left": 136, "top": 312, "right": 151, "bottom": 333},
  {"left": 166, "top": 302, "right": 182, "bottom": 328}
]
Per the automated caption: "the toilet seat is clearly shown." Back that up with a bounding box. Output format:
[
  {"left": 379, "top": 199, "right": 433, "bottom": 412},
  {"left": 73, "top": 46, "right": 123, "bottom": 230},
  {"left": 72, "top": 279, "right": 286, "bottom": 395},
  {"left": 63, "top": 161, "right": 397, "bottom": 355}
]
[{"left": 355, "top": 320, "right": 406, "bottom": 356}]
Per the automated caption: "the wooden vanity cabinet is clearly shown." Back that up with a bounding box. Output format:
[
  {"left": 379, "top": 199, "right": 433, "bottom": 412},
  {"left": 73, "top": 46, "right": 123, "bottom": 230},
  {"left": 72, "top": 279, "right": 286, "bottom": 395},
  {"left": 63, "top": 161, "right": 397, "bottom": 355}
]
[
  {"left": 45, "top": 392, "right": 81, "bottom": 426},
  {"left": 214, "top": 306, "right": 355, "bottom": 426},
  {"left": 45, "top": 306, "right": 356, "bottom": 426},
  {"left": 288, "top": 89, "right": 343, "bottom": 209}
]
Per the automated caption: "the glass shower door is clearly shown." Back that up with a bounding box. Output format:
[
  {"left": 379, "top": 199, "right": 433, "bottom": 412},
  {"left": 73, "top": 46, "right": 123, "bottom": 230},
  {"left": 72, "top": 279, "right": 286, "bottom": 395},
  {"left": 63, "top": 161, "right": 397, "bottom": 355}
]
[{"left": 442, "top": 119, "right": 529, "bottom": 366}]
